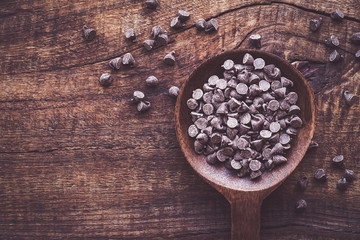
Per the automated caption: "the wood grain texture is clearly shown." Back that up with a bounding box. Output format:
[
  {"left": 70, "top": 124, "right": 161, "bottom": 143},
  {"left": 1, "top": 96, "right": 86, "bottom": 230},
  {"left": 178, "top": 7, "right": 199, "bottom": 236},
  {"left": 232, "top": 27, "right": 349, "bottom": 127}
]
[{"left": 0, "top": 0, "right": 359, "bottom": 239}]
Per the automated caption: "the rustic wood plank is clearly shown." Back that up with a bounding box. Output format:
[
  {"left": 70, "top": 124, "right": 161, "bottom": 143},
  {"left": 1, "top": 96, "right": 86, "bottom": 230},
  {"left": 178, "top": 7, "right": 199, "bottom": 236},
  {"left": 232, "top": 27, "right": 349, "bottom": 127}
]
[{"left": 0, "top": 0, "right": 359, "bottom": 239}]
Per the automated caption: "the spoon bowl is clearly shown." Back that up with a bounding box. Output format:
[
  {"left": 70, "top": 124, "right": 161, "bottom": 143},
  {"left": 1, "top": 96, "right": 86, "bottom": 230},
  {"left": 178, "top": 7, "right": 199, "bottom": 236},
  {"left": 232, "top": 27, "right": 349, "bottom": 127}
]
[{"left": 175, "top": 49, "right": 315, "bottom": 239}]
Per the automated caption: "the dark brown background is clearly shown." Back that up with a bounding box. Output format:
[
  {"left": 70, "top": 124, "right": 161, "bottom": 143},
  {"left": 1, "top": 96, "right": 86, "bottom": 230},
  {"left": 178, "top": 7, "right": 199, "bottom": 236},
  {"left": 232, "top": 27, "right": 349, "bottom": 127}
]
[{"left": 0, "top": 0, "right": 359, "bottom": 239}]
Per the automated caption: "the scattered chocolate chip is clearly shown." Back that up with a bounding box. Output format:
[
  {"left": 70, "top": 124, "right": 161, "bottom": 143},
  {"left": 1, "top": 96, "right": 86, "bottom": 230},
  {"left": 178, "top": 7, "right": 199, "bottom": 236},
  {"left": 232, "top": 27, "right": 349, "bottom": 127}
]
[
  {"left": 332, "top": 155, "right": 345, "bottom": 168},
  {"left": 325, "top": 35, "right": 339, "bottom": 48},
  {"left": 143, "top": 39, "right": 156, "bottom": 51},
  {"left": 195, "top": 19, "right": 206, "bottom": 30},
  {"left": 83, "top": 25, "right": 96, "bottom": 41},
  {"left": 151, "top": 25, "right": 163, "bottom": 39},
  {"left": 297, "top": 176, "right": 309, "bottom": 191},
  {"left": 146, "top": 0, "right": 159, "bottom": 9},
  {"left": 109, "top": 57, "right": 122, "bottom": 70},
  {"left": 295, "top": 199, "right": 307, "bottom": 212},
  {"left": 132, "top": 90, "right": 145, "bottom": 103},
  {"left": 164, "top": 51, "right": 176, "bottom": 66},
  {"left": 122, "top": 53, "right": 135, "bottom": 66},
  {"left": 169, "top": 86, "right": 180, "bottom": 98},
  {"left": 157, "top": 33, "right": 169, "bottom": 46},
  {"left": 170, "top": 16, "right": 184, "bottom": 29},
  {"left": 309, "top": 17, "right": 322, "bottom": 32},
  {"left": 343, "top": 91, "right": 358, "bottom": 106},
  {"left": 350, "top": 32, "right": 360, "bottom": 45},
  {"left": 343, "top": 169, "right": 356, "bottom": 182},
  {"left": 336, "top": 177, "right": 348, "bottom": 191},
  {"left": 249, "top": 34, "right": 261, "bottom": 48},
  {"left": 204, "top": 18, "right": 218, "bottom": 32},
  {"left": 330, "top": 8, "right": 344, "bottom": 21},
  {"left": 125, "top": 28, "right": 136, "bottom": 42},
  {"left": 314, "top": 169, "right": 326, "bottom": 181},
  {"left": 99, "top": 73, "right": 113, "bottom": 86},
  {"left": 137, "top": 101, "right": 151, "bottom": 112},
  {"left": 308, "top": 140, "right": 319, "bottom": 149},
  {"left": 145, "top": 76, "right": 159, "bottom": 87},
  {"left": 178, "top": 10, "right": 190, "bottom": 22},
  {"left": 250, "top": 170, "right": 262, "bottom": 180}
]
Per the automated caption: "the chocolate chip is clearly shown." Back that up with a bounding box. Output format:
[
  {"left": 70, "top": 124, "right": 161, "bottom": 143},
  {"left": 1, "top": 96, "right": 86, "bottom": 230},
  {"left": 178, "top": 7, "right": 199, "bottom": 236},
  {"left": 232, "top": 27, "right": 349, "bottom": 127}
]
[
  {"left": 295, "top": 199, "right": 307, "bottom": 212},
  {"left": 137, "top": 101, "right": 151, "bottom": 112},
  {"left": 343, "top": 91, "right": 358, "bottom": 106},
  {"left": 99, "top": 73, "right": 113, "bottom": 86},
  {"left": 253, "top": 58, "right": 265, "bottom": 70},
  {"left": 250, "top": 170, "right": 262, "bottom": 180},
  {"left": 336, "top": 177, "right": 348, "bottom": 191},
  {"left": 82, "top": 25, "right": 96, "bottom": 41},
  {"left": 332, "top": 155, "right": 345, "bottom": 168},
  {"left": 272, "top": 155, "right": 287, "bottom": 165},
  {"left": 203, "top": 103, "right": 214, "bottom": 115},
  {"left": 109, "top": 57, "right": 122, "bottom": 70},
  {"left": 169, "top": 86, "right": 180, "bottom": 98},
  {"left": 145, "top": 76, "right": 159, "bottom": 87},
  {"left": 222, "top": 59, "right": 234, "bottom": 71},
  {"left": 269, "top": 122, "right": 281, "bottom": 133},
  {"left": 350, "top": 32, "right": 360, "bottom": 45},
  {"left": 204, "top": 18, "right": 219, "bottom": 32},
  {"left": 146, "top": 0, "right": 159, "bottom": 9},
  {"left": 249, "top": 160, "right": 261, "bottom": 171},
  {"left": 143, "top": 39, "right": 156, "bottom": 51},
  {"left": 249, "top": 34, "right": 261, "bottom": 48},
  {"left": 343, "top": 169, "right": 356, "bottom": 182},
  {"left": 329, "top": 49, "right": 342, "bottom": 62},
  {"left": 325, "top": 35, "right": 339, "bottom": 48},
  {"left": 187, "top": 98, "right": 198, "bottom": 110},
  {"left": 122, "top": 53, "right": 135, "bottom": 66},
  {"left": 195, "top": 19, "right": 206, "bottom": 30},
  {"left": 164, "top": 51, "right": 176, "bottom": 65},
  {"left": 125, "top": 28, "right": 136, "bottom": 42},
  {"left": 309, "top": 17, "right": 322, "bottom": 32},
  {"left": 297, "top": 176, "right": 309, "bottom": 191},
  {"left": 196, "top": 132, "right": 209, "bottom": 144},
  {"left": 170, "top": 17, "right": 184, "bottom": 29},
  {"left": 151, "top": 25, "right": 163, "bottom": 39},
  {"left": 157, "top": 33, "right": 169, "bottom": 46},
  {"left": 268, "top": 100, "right": 280, "bottom": 111},
  {"left": 188, "top": 124, "right": 199, "bottom": 137},
  {"left": 314, "top": 169, "right": 326, "bottom": 181},
  {"left": 330, "top": 8, "right": 344, "bottom": 21},
  {"left": 308, "top": 140, "right": 319, "bottom": 149},
  {"left": 243, "top": 53, "right": 254, "bottom": 65},
  {"left": 178, "top": 10, "right": 190, "bottom": 22},
  {"left": 206, "top": 153, "right": 218, "bottom": 165},
  {"left": 259, "top": 80, "right": 270, "bottom": 92}
]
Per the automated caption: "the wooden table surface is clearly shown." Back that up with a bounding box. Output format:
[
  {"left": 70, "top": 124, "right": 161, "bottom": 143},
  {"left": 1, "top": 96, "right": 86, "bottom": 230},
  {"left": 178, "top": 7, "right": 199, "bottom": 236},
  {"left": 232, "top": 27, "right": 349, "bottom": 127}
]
[{"left": 0, "top": 0, "right": 359, "bottom": 239}]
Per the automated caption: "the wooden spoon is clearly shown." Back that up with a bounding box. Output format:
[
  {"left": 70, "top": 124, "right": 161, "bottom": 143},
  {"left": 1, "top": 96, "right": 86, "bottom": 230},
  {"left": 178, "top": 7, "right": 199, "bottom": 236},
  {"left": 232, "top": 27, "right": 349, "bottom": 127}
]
[{"left": 175, "top": 49, "right": 315, "bottom": 240}]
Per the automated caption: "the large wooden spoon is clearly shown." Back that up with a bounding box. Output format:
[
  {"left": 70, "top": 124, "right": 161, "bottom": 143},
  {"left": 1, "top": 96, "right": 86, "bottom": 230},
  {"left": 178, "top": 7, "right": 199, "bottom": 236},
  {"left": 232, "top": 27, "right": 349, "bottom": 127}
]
[{"left": 175, "top": 49, "right": 315, "bottom": 240}]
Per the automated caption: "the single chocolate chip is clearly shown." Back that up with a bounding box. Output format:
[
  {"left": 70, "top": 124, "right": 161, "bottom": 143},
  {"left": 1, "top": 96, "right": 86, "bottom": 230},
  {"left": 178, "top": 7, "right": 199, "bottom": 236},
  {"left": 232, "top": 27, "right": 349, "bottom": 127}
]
[
  {"left": 274, "top": 87, "right": 287, "bottom": 98},
  {"left": 83, "top": 25, "right": 96, "bottom": 41},
  {"left": 187, "top": 98, "right": 198, "bottom": 110},
  {"left": 330, "top": 8, "right": 344, "bottom": 21},
  {"left": 356, "top": 50, "right": 360, "bottom": 60},
  {"left": 332, "top": 155, "right": 345, "bottom": 168},
  {"left": 194, "top": 140, "right": 204, "bottom": 154},
  {"left": 216, "top": 102, "right": 228, "bottom": 115},
  {"left": 157, "top": 33, "right": 169, "bottom": 46},
  {"left": 243, "top": 53, "right": 254, "bottom": 65},
  {"left": 99, "top": 73, "right": 113, "bottom": 86},
  {"left": 259, "top": 80, "right": 270, "bottom": 92},
  {"left": 343, "top": 91, "right": 358, "bottom": 106},
  {"left": 308, "top": 140, "right": 319, "bottom": 149},
  {"left": 125, "top": 28, "right": 136, "bottom": 42},
  {"left": 253, "top": 58, "right": 265, "bottom": 70},
  {"left": 248, "top": 73, "right": 260, "bottom": 84},
  {"left": 236, "top": 83, "right": 248, "bottom": 95},
  {"left": 178, "top": 10, "right": 190, "bottom": 22},
  {"left": 329, "top": 50, "right": 342, "bottom": 62},
  {"left": 290, "top": 116, "right": 303, "bottom": 128},
  {"left": 196, "top": 132, "right": 209, "bottom": 144},
  {"left": 206, "top": 152, "right": 218, "bottom": 165},
  {"left": 325, "top": 35, "right": 339, "bottom": 48},
  {"left": 169, "top": 86, "right": 180, "bottom": 98},
  {"left": 122, "top": 53, "right": 135, "bottom": 66},
  {"left": 309, "top": 17, "right": 322, "bottom": 32},
  {"left": 109, "top": 57, "right": 122, "bottom": 70},
  {"left": 272, "top": 155, "right": 287, "bottom": 165},
  {"left": 281, "top": 77, "right": 294, "bottom": 88},
  {"left": 164, "top": 51, "right": 176, "bottom": 66},
  {"left": 205, "top": 18, "right": 218, "bottom": 32},
  {"left": 203, "top": 103, "right": 214, "bottom": 115},
  {"left": 250, "top": 170, "right": 262, "bottom": 180},
  {"left": 216, "top": 79, "right": 228, "bottom": 90},
  {"left": 137, "top": 101, "right": 151, "bottom": 112},
  {"left": 146, "top": 76, "right": 159, "bottom": 87},
  {"left": 132, "top": 90, "right": 145, "bottom": 103},
  {"left": 269, "top": 122, "right": 281, "bottom": 133},
  {"left": 143, "top": 39, "right": 156, "bottom": 51},
  {"left": 343, "top": 169, "right": 356, "bottom": 182},
  {"left": 146, "top": 0, "right": 159, "bottom": 9},
  {"left": 350, "top": 32, "right": 360, "bottom": 45},
  {"left": 230, "top": 159, "right": 242, "bottom": 170},
  {"left": 151, "top": 25, "right": 163, "bottom": 38},
  {"left": 260, "top": 130, "right": 272, "bottom": 139},
  {"left": 297, "top": 176, "right": 309, "bottom": 191},
  {"left": 195, "top": 19, "right": 206, "bottom": 30},
  {"left": 227, "top": 117, "right": 238, "bottom": 128},
  {"left": 249, "top": 34, "right": 261, "bottom": 48},
  {"left": 336, "top": 177, "right": 348, "bottom": 191},
  {"left": 289, "top": 105, "right": 301, "bottom": 115},
  {"left": 170, "top": 17, "right": 184, "bottom": 28},
  {"left": 295, "top": 199, "right": 307, "bottom": 212},
  {"left": 314, "top": 169, "right": 326, "bottom": 181},
  {"left": 188, "top": 124, "right": 199, "bottom": 137},
  {"left": 279, "top": 133, "right": 291, "bottom": 145},
  {"left": 208, "top": 75, "right": 219, "bottom": 86},
  {"left": 249, "top": 160, "right": 261, "bottom": 171},
  {"left": 268, "top": 100, "right": 280, "bottom": 111},
  {"left": 264, "top": 64, "right": 281, "bottom": 79},
  {"left": 222, "top": 59, "right": 234, "bottom": 71},
  {"left": 194, "top": 117, "right": 208, "bottom": 130}
]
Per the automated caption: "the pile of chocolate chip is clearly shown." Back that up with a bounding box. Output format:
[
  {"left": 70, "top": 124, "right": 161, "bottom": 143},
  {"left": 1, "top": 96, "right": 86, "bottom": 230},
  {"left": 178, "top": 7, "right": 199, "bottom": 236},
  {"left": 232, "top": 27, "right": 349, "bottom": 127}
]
[{"left": 186, "top": 53, "right": 303, "bottom": 180}]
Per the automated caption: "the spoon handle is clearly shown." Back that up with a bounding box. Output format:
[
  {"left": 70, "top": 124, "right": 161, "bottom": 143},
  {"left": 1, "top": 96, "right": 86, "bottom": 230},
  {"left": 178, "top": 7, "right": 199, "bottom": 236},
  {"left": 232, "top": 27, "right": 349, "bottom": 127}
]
[{"left": 230, "top": 197, "right": 262, "bottom": 240}]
